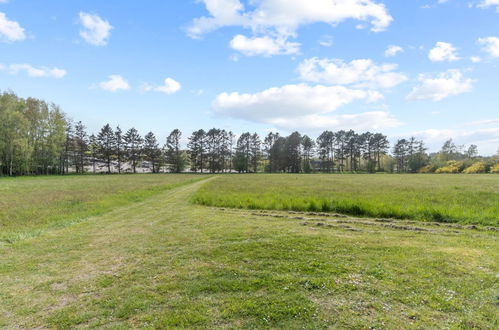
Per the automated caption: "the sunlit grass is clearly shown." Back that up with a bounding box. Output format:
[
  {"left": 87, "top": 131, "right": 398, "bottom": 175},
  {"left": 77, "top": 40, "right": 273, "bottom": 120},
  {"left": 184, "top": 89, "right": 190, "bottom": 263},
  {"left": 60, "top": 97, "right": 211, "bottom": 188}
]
[
  {"left": 193, "top": 174, "right": 499, "bottom": 225},
  {"left": 0, "top": 174, "right": 208, "bottom": 243},
  {"left": 0, "top": 177, "right": 497, "bottom": 328}
]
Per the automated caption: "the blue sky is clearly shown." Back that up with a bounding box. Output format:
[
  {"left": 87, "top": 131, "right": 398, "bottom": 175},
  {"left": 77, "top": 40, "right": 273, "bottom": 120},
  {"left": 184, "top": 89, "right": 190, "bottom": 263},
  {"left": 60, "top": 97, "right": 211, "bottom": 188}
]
[{"left": 1, "top": 0, "right": 499, "bottom": 154}]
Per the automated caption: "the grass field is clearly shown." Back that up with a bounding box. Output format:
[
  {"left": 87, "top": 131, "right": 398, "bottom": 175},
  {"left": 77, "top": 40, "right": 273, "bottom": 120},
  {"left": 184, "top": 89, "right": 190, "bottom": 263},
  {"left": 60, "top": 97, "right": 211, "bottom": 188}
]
[
  {"left": 0, "top": 174, "right": 498, "bottom": 328},
  {"left": 193, "top": 174, "right": 499, "bottom": 226},
  {"left": 0, "top": 174, "right": 205, "bottom": 244}
]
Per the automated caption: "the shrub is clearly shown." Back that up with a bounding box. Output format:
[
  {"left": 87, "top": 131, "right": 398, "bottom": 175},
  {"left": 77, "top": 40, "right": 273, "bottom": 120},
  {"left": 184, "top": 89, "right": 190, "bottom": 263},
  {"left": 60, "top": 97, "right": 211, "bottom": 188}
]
[
  {"left": 419, "top": 164, "right": 438, "bottom": 173},
  {"left": 435, "top": 161, "right": 465, "bottom": 174},
  {"left": 463, "top": 162, "right": 488, "bottom": 174},
  {"left": 490, "top": 164, "right": 499, "bottom": 174}
]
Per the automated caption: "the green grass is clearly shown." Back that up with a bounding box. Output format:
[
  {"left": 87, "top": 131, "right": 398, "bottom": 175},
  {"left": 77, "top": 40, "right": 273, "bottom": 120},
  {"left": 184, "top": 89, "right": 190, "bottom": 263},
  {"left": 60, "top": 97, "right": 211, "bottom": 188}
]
[
  {"left": 0, "top": 175, "right": 498, "bottom": 328},
  {"left": 0, "top": 174, "right": 207, "bottom": 243},
  {"left": 193, "top": 174, "right": 499, "bottom": 226}
]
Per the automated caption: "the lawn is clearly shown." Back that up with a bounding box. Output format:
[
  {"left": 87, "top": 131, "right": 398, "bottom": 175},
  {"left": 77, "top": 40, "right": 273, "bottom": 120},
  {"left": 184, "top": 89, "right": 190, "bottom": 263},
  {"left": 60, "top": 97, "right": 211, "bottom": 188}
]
[
  {"left": 193, "top": 174, "right": 499, "bottom": 226},
  {"left": 0, "top": 175, "right": 497, "bottom": 328},
  {"left": 0, "top": 174, "right": 206, "bottom": 244}
]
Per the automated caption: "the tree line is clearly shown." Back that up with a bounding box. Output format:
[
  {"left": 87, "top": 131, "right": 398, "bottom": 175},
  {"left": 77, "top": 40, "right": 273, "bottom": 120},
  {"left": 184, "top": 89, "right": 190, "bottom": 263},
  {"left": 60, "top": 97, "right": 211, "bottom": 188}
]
[{"left": 1, "top": 91, "right": 498, "bottom": 176}]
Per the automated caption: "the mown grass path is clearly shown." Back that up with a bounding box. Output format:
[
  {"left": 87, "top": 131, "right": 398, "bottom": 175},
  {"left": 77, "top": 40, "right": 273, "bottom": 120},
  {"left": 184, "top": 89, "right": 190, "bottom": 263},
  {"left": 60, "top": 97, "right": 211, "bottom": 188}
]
[
  {"left": 0, "top": 177, "right": 498, "bottom": 328},
  {"left": 0, "top": 174, "right": 205, "bottom": 244}
]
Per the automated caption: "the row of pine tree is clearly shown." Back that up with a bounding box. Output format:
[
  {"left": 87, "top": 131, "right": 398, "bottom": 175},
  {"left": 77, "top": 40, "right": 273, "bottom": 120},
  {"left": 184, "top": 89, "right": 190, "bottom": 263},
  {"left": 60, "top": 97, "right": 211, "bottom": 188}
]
[{"left": 0, "top": 91, "right": 490, "bottom": 176}]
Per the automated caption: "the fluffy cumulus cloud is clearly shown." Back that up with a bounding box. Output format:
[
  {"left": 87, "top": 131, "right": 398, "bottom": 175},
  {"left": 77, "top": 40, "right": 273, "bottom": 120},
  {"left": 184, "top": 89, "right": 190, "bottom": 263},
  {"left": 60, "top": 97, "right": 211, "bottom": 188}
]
[
  {"left": 230, "top": 34, "right": 300, "bottom": 56},
  {"left": 211, "top": 84, "right": 400, "bottom": 131},
  {"left": 0, "top": 12, "right": 25, "bottom": 42},
  {"left": 213, "top": 84, "right": 383, "bottom": 120},
  {"left": 1, "top": 63, "right": 66, "bottom": 78},
  {"left": 79, "top": 12, "right": 113, "bottom": 46},
  {"left": 478, "top": 36, "right": 499, "bottom": 57},
  {"left": 407, "top": 69, "right": 474, "bottom": 101},
  {"left": 268, "top": 112, "right": 401, "bottom": 131},
  {"left": 428, "top": 42, "right": 460, "bottom": 62},
  {"left": 478, "top": 0, "right": 499, "bottom": 11},
  {"left": 384, "top": 45, "right": 403, "bottom": 57},
  {"left": 98, "top": 75, "right": 130, "bottom": 92},
  {"left": 189, "top": 0, "right": 392, "bottom": 55},
  {"left": 189, "top": 0, "right": 393, "bottom": 36},
  {"left": 298, "top": 58, "right": 408, "bottom": 89},
  {"left": 188, "top": 0, "right": 247, "bottom": 37},
  {"left": 142, "top": 78, "right": 181, "bottom": 94}
]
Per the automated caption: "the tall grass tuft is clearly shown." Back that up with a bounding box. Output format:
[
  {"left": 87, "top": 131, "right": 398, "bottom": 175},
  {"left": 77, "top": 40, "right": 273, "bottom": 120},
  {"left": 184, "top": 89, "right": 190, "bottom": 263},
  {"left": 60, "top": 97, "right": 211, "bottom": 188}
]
[{"left": 192, "top": 174, "right": 499, "bottom": 225}]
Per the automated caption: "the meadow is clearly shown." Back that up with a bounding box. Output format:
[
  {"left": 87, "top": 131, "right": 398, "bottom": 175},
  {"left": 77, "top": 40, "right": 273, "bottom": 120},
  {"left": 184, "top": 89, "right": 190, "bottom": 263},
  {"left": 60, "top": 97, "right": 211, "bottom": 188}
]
[
  {"left": 0, "top": 174, "right": 498, "bottom": 328},
  {"left": 0, "top": 174, "right": 205, "bottom": 244},
  {"left": 193, "top": 174, "right": 499, "bottom": 226}
]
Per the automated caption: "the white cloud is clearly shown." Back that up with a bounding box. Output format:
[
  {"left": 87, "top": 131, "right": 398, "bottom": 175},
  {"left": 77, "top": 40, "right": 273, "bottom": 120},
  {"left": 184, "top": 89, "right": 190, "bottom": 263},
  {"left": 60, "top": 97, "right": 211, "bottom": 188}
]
[
  {"left": 188, "top": 0, "right": 247, "bottom": 38},
  {"left": 478, "top": 36, "right": 499, "bottom": 57},
  {"left": 189, "top": 0, "right": 393, "bottom": 37},
  {"left": 1, "top": 63, "right": 66, "bottom": 78},
  {"left": 142, "top": 78, "right": 181, "bottom": 94},
  {"left": 478, "top": 0, "right": 499, "bottom": 12},
  {"left": 318, "top": 35, "right": 333, "bottom": 47},
  {"left": 268, "top": 112, "right": 401, "bottom": 131},
  {"left": 0, "top": 12, "right": 26, "bottom": 42},
  {"left": 98, "top": 75, "right": 130, "bottom": 92},
  {"left": 213, "top": 84, "right": 383, "bottom": 121},
  {"left": 410, "top": 127, "right": 499, "bottom": 155},
  {"left": 407, "top": 69, "right": 474, "bottom": 101},
  {"left": 298, "top": 58, "right": 408, "bottom": 89},
  {"left": 471, "top": 56, "right": 482, "bottom": 63},
  {"left": 464, "top": 118, "right": 499, "bottom": 126},
  {"left": 428, "top": 42, "right": 460, "bottom": 62},
  {"left": 384, "top": 45, "right": 403, "bottom": 57},
  {"left": 79, "top": 12, "right": 113, "bottom": 46},
  {"left": 212, "top": 83, "right": 395, "bottom": 131},
  {"left": 188, "top": 0, "right": 392, "bottom": 56},
  {"left": 230, "top": 34, "right": 300, "bottom": 56}
]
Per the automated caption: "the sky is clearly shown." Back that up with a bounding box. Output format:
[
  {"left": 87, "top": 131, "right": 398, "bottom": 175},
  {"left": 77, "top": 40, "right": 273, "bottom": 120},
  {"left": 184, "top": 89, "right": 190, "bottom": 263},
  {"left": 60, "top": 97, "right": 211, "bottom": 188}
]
[{"left": 1, "top": 0, "right": 499, "bottom": 154}]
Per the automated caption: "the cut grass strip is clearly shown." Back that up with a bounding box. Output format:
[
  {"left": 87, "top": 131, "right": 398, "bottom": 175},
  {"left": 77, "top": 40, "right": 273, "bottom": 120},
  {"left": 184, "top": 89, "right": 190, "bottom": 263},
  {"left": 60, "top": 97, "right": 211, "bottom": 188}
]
[{"left": 1, "top": 175, "right": 210, "bottom": 244}]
